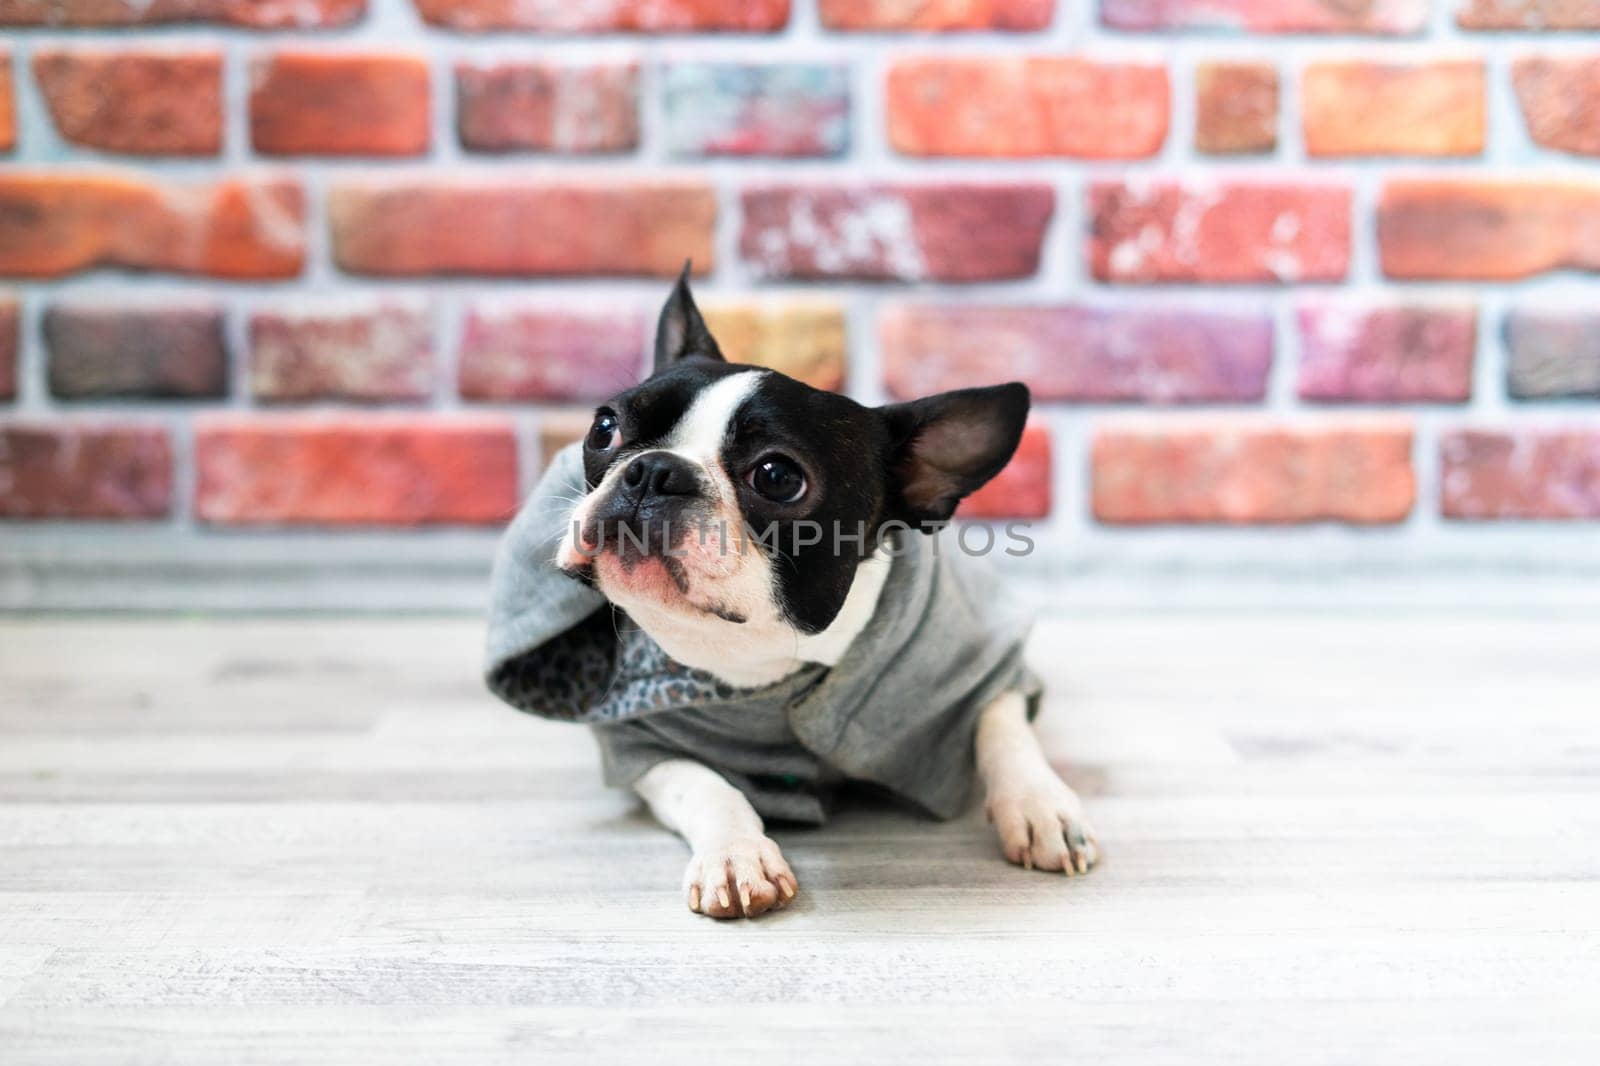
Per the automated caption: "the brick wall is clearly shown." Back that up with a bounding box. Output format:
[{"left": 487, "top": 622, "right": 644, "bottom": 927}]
[{"left": 2, "top": 1, "right": 1599, "bottom": 580}]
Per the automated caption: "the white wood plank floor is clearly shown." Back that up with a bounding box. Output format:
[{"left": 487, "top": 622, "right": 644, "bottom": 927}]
[{"left": 1, "top": 612, "right": 1597, "bottom": 1065}]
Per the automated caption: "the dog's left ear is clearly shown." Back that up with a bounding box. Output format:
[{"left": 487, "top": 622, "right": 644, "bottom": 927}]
[
  {"left": 880, "top": 382, "right": 1031, "bottom": 526},
  {"left": 654, "top": 261, "right": 723, "bottom": 370}
]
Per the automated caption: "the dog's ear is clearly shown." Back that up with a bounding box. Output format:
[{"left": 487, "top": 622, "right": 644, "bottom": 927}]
[
  {"left": 653, "top": 261, "right": 723, "bottom": 371},
  {"left": 880, "top": 383, "right": 1031, "bottom": 526}
]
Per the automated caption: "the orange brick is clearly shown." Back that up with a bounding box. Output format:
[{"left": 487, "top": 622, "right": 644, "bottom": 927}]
[
  {"left": 412, "top": 0, "right": 788, "bottom": 30},
  {"left": 0, "top": 49, "right": 14, "bottom": 151},
  {"left": 820, "top": 0, "right": 1054, "bottom": 31},
  {"left": 1303, "top": 61, "right": 1486, "bottom": 157},
  {"left": 1378, "top": 180, "right": 1600, "bottom": 280},
  {"left": 0, "top": 173, "right": 304, "bottom": 279},
  {"left": 251, "top": 52, "right": 430, "bottom": 156},
  {"left": 1513, "top": 56, "right": 1600, "bottom": 156},
  {"left": 1094, "top": 422, "right": 1420, "bottom": 524},
  {"left": 887, "top": 57, "right": 1168, "bottom": 159},
  {"left": 1093, "top": 420, "right": 1416, "bottom": 525},
  {"left": 328, "top": 180, "right": 714, "bottom": 277},
  {"left": 194, "top": 416, "right": 518, "bottom": 527},
  {"left": 1195, "top": 61, "right": 1277, "bottom": 154},
  {"left": 1458, "top": 1, "right": 1600, "bottom": 29}
]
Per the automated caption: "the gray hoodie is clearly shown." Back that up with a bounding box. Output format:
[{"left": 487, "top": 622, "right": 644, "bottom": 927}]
[{"left": 485, "top": 443, "right": 1039, "bottom": 825}]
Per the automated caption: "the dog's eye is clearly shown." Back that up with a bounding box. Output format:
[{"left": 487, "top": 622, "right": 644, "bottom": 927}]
[
  {"left": 586, "top": 412, "right": 621, "bottom": 452},
  {"left": 747, "top": 455, "right": 807, "bottom": 504}
]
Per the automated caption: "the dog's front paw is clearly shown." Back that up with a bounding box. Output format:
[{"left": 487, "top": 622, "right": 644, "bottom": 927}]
[
  {"left": 985, "top": 773, "right": 1101, "bottom": 876},
  {"left": 684, "top": 834, "right": 796, "bottom": 919}
]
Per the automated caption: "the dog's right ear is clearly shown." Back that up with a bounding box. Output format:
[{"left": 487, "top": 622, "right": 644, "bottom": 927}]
[
  {"left": 654, "top": 261, "right": 723, "bottom": 371},
  {"left": 879, "top": 382, "right": 1031, "bottom": 527}
]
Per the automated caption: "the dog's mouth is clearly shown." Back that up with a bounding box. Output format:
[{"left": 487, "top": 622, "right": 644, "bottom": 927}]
[
  {"left": 561, "top": 516, "right": 748, "bottom": 626},
  {"left": 591, "top": 552, "right": 749, "bottom": 625}
]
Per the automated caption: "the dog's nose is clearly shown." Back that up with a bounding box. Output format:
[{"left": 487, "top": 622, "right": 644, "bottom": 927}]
[{"left": 621, "top": 452, "right": 698, "bottom": 498}]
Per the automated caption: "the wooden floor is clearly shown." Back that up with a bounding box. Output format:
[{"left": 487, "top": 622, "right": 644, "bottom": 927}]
[{"left": 1, "top": 612, "right": 1598, "bottom": 1064}]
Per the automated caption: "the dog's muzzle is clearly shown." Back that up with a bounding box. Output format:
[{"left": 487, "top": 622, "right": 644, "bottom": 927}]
[{"left": 582, "top": 451, "right": 708, "bottom": 560}]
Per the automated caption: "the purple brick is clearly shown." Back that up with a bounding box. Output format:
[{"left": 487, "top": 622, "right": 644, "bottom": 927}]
[
  {"left": 0, "top": 422, "right": 172, "bottom": 519},
  {"left": 1506, "top": 309, "right": 1600, "bottom": 400},
  {"left": 249, "top": 300, "right": 434, "bottom": 403},
  {"left": 44, "top": 300, "right": 227, "bottom": 399},
  {"left": 1101, "top": 0, "right": 1428, "bottom": 33},
  {"left": 1442, "top": 429, "right": 1600, "bottom": 519},
  {"left": 663, "top": 63, "right": 848, "bottom": 158},
  {"left": 880, "top": 304, "right": 1273, "bottom": 402},
  {"left": 1297, "top": 301, "right": 1476, "bottom": 403},
  {"left": 458, "top": 302, "right": 646, "bottom": 402}
]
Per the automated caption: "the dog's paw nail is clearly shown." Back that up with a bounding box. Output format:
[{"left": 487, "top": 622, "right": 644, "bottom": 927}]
[
  {"left": 988, "top": 777, "right": 1099, "bottom": 878},
  {"left": 716, "top": 885, "right": 731, "bottom": 910},
  {"left": 688, "top": 885, "right": 701, "bottom": 912},
  {"left": 778, "top": 877, "right": 795, "bottom": 901},
  {"left": 739, "top": 885, "right": 752, "bottom": 912}
]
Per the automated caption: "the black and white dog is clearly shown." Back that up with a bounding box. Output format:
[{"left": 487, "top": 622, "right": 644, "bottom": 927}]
[{"left": 487, "top": 270, "right": 1098, "bottom": 919}]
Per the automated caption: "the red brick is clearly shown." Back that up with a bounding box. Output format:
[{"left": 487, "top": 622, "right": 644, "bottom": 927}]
[
  {"left": 1195, "top": 61, "right": 1278, "bottom": 155},
  {"left": 412, "top": 0, "right": 788, "bottom": 31},
  {"left": 1297, "top": 302, "right": 1477, "bottom": 404},
  {"left": 1378, "top": 180, "right": 1600, "bottom": 281},
  {"left": 33, "top": 48, "right": 222, "bottom": 155},
  {"left": 44, "top": 300, "right": 227, "bottom": 399},
  {"left": 880, "top": 304, "right": 1272, "bottom": 403},
  {"left": 887, "top": 58, "right": 1168, "bottom": 159},
  {"left": 1, "top": 50, "right": 15, "bottom": 151},
  {"left": 1089, "top": 180, "right": 1351, "bottom": 284},
  {"left": 0, "top": 0, "right": 364, "bottom": 27},
  {"left": 1093, "top": 421, "right": 1415, "bottom": 525},
  {"left": 663, "top": 64, "right": 848, "bottom": 158},
  {"left": 251, "top": 52, "right": 429, "bottom": 156},
  {"left": 194, "top": 416, "right": 518, "bottom": 527},
  {"left": 0, "top": 422, "right": 172, "bottom": 519},
  {"left": 741, "top": 184, "right": 1052, "bottom": 282},
  {"left": 328, "top": 180, "right": 714, "bottom": 278},
  {"left": 1513, "top": 56, "right": 1600, "bottom": 157},
  {"left": 457, "top": 61, "right": 638, "bottom": 154},
  {"left": 1506, "top": 310, "right": 1600, "bottom": 400},
  {"left": 0, "top": 174, "right": 304, "bottom": 279},
  {"left": 1303, "top": 61, "right": 1486, "bottom": 158},
  {"left": 458, "top": 304, "right": 646, "bottom": 403},
  {"left": 959, "top": 422, "right": 1051, "bottom": 520},
  {"left": 0, "top": 293, "right": 17, "bottom": 400},
  {"left": 819, "top": 0, "right": 1053, "bottom": 29},
  {"left": 1458, "top": 1, "right": 1600, "bottom": 29},
  {"left": 1102, "top": 0, "right": 1427, "bottom": 32},
  {"left": 250, "top": 300, "right": 434, "bottom": 403},
  {"left": 1441, "top": 429, "right": 1600, "bottom": 519}
]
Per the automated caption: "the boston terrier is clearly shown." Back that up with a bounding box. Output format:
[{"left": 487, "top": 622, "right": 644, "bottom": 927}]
[{"left": 485, "top": 269, "right": 1099, "bottom": 919}]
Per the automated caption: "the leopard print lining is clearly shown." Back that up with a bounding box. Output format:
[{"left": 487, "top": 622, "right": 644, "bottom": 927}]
[{"left": 488, "top": 607, "right": 741, "bottom": 723}]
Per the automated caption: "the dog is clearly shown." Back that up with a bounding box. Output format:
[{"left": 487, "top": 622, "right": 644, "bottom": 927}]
[{"left": 485, "top": 268, "right": 1099, "bottom": 919}]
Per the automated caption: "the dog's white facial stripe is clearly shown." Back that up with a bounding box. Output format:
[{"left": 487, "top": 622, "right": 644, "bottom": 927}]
[
  {"left": 666, "top": 370, "right": 764, "bottom": 465},
  {"left": 559, "top": 369, "right": 763, "bottom": 552}
]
